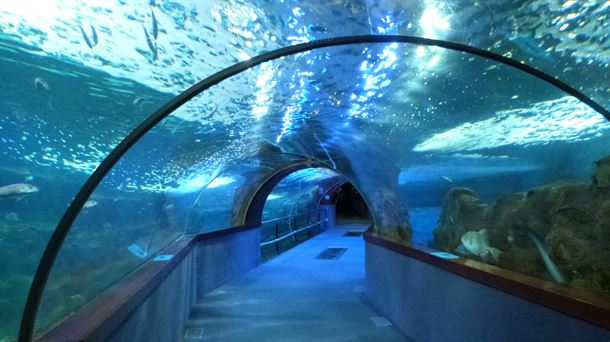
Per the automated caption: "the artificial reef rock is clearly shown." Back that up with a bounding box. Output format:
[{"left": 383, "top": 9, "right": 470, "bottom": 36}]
[{"left": 433, "top": 157, "right": 610, "bottom": 297}]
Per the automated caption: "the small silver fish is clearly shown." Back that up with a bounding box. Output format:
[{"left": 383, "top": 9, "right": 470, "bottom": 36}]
[
  {"left": 440, "top": 175, "right": 453, "bottom": 183},
  {"left": 0, "top": 183, "right": 39, "bottom": 198},
  {"left": 70, "top": 294, "right": 86, "bottom": 304},
  {"left": 143, "top": 26, "right": 158, "bottom": 60},
  {"left": 309, "top": 25, "right": 327, "bottom": 33},
  {"left": 34, "top": 77, "right": 50, "bottom": 92},
  {"left": 79, "top": 24, "right": 97, "bottom": 49},
  {"left": 91, "top": 24, "right": 98, "bottom": 46},
  {"left": 83, "top": 199, "right": 98, "bottom": 208},
  {"left": 132, "top": 96, "right": 145, "bottom": 108},
  {"left": 151, "top": 9, "right": 158, "bottom": 39},
  {"left": 4, "top": 212, "right": 21, "bottom": 222}
]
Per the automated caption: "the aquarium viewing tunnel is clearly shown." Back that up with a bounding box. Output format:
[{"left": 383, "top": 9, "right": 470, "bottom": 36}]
[{"left": 1, "top": 1, "right": 610, "bottom": 341}]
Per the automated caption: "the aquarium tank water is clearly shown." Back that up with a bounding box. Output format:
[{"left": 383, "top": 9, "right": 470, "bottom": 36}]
[{"left": 1, "top": 0, "right": 609, "bottom": 340}]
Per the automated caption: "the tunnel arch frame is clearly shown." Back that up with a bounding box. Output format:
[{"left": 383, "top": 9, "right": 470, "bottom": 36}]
[
  {"left": 242, "top": 160, "right": 331, "bottom": 225},
  {"left": 19, "top": 34, "right": 610, "bottom": 341},
  {"left": 242, "top": 164, "right": 374, "bottom": 233},
  {"left": 183, "top": 151, "right": 329, "bottom": 233}
]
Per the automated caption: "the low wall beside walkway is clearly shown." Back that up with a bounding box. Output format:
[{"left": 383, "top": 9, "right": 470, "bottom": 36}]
[
  {"left": 364, "top": 234, "right": 610, "bottom": 342},
  {"left": 39, "top": 226, "right": 262, "bottom": 342}
]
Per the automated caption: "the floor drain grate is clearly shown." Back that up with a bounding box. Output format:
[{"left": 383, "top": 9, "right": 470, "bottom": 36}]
[
  {"left": 184, "top": 327, "right": 204, "bottom": 339},
  {"left": 315, "top": 247, "right": 347, "bottom": 260},
  {"left": 344, "top": 230, "right": 364, "bottom": 237}
]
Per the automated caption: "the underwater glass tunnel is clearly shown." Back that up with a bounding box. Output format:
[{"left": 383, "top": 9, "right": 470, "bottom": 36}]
[{"left": 0, "top": 1, "right": 609, "bottom": 341}]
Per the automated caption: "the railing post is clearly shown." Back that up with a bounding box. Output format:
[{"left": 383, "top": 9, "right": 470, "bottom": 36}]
[
  {"left": 290, "top": 218, "right": 297, "bottom": 244},
  {"left": 318, "top": 209, "right": 323, "bottom": 231},
  {"left": 306, "top": 214, "right": 312, "bottom": 238},
  {"left": 275, "top": 223, "right": 279, "bottom": 255}
]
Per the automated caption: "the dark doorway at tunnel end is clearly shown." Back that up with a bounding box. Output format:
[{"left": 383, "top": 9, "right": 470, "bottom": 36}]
[{"left": 330, "top": 183, "right": 372, "bottom": 225}]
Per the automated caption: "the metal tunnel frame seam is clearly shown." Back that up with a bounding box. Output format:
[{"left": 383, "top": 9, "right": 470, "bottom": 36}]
[
  {"left": 243, "top": 161, "right": 327, "bottom": 225},
  {"left": 183, "top": 152, "right": 329, "bottom": 233},
  {"left": 18, "top": 34, "right": 610, "bottom": 342}
]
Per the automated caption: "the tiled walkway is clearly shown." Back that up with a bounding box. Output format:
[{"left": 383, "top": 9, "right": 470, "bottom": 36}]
[{"left": 183, "top": 224, "right": 409, "bottom": 342}]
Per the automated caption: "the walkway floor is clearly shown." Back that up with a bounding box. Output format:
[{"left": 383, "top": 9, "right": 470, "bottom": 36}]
[{"left": 183, "top": 224, "right": 409, "bottom": 342}]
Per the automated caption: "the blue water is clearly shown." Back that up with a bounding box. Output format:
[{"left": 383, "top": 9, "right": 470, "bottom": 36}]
[
  {"left": 1, "top": 1, "right": 610, "bottom": 340},
  {"left": 410, "top": 207, "right": 441, "bottom": 246}
]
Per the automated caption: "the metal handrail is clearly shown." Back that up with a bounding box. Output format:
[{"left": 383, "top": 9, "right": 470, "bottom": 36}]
[
  {"left": 260, "top": 219, "right": 328, "bottom": 247},
  {"left": 261, "top": 209, "right": 319, "bottom": 224}
]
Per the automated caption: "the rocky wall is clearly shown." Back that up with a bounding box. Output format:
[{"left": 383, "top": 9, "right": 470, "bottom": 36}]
[{"left": 433, "top": 156, "right": 610, "bottom": 297}]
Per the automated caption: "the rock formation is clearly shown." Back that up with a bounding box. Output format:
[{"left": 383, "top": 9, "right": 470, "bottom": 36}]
[{"left": 433, "top": 155, "right": 610, "bottom": 298}]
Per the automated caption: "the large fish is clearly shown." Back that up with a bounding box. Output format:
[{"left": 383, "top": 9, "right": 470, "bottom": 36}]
[
  {"left": 0, "top": 183, "right": 39, "bottom": 198},
  {"left": 460, "top": 229, "right": 502, "bottom": 263}
]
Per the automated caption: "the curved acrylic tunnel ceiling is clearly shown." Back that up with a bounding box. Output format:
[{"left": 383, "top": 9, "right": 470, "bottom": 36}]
[
  {"left": 26, "top": 38, "right": 610, "bottom": 338},
  {"left": 0, "top": 1, "right": 608, "bottom": 112},
  {"left": 0, "top": 1, "right": 608, "bottom": 341}
]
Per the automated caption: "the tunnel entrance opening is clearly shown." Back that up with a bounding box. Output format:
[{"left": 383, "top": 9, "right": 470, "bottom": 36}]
[
  {"left": 332, "top": 182, "right": 372, "bottom": 225},
  {"left": 255, "top": 167, "right": 347, "bottom": 262}
]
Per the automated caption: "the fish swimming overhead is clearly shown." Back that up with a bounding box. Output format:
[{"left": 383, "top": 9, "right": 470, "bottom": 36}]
[
  {"left": 79, "top": 24, "right": 98, "bottom": 49},
  {"left": 83, "top": 199, "right": 98, "bottom": 208},
  {"left": 460, "top": 229, "right": 501, "bottom": 263},
  {"left": 90, "top": 24, "right": 98, "bottom": 46},
  {"left": 4, "top": 212, "right": 21, "bottom": 222},
  {"left": 0, "top": 183, "right": 39, "bottom": 198},
  {"left": 440, "top": 175, "right": 453, "bottom": 183},
  {"left": 151, "top": 9, "right": 159, "bottom": 39},
  {"left": 132, "top": 96, "right": 145, "bottom": 108},
  {"left": 34, "top": 77, "right": 50, "bottom": 92},
  {"left": 143, "top": 26, "right": 158, "bottom": 60}
]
